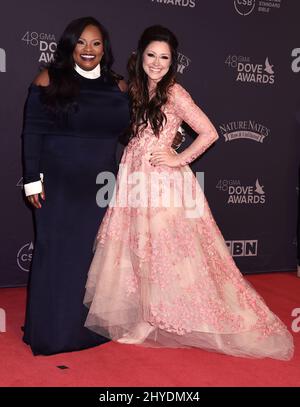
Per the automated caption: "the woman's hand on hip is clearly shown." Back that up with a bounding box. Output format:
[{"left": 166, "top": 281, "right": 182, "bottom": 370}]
[{"left": 150, "top": 148, "right": 181, "bottom": 168}]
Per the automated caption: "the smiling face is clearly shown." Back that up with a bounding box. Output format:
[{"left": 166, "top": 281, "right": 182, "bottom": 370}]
[
  {"left": 142, "top": 41, "right": 172, "bottom": 87},
  {"left": 73, "top": 24, "right": 104, "bottom": 71}
]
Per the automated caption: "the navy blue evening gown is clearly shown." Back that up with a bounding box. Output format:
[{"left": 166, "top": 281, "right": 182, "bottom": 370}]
[{"left": 22, "top": 71, "right": 130, "bottom": 355}]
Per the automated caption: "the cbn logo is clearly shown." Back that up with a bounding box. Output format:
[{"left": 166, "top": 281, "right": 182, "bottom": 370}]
[
  {"left": 226, "top": 240, "right": 258, "bottom": 256},
  {"left": 0, "top": 48, "right": 6, "bottom": 72}
]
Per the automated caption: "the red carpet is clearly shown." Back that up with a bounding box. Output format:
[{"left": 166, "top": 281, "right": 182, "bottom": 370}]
[{"left": 0, "top": 272, "right": 299, "bottom": 387}]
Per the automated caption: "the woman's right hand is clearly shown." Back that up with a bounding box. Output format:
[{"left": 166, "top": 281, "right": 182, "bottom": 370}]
[{"left": 27, "top": 185, "right": 46, "bottom": 209}]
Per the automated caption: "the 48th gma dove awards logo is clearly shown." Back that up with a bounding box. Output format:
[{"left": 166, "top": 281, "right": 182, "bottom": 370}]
[
  {"left": 216, "top": 179, "right": 266, "bottom": 205},
  {"left": 21, "top": 31, "right": 57, "bottom": 63},
  {"left": 225, "top": 55, "right": 275, "bottom": 85}
]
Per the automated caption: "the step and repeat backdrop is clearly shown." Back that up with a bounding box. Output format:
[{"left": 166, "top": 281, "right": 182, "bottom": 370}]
[{"left": 0, "top": 0, "right": 299, "bottom": 287}]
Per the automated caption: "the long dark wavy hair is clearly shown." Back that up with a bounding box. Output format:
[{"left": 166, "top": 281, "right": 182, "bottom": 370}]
[
  {"left": 42, "top": 16, "right": 117, "bottom": 113},
  {"left": 128, "top": 25, "right": 178, "bottom": 138}
]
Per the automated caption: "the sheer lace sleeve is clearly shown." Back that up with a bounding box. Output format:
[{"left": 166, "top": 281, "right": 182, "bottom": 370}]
[{"left": 171, "top": 83, "right": 219, "bottom": 166}]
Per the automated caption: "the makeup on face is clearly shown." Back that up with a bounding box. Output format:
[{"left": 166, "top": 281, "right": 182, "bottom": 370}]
[
  {"left": 142, "top": 41, "right": 172, "bottom": 86},
  {"left": 73, "top": 24, "right": 104, "bottom": 71}
]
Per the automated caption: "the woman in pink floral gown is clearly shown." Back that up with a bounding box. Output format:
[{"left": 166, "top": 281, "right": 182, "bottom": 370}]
[{"left": 84, "top": 26, "right": 294, "bottom": 360}]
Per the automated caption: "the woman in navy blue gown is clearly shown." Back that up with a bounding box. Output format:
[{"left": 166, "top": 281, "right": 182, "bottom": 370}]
[{"left": 22, "top": 17, "right": 130, "bottom": 355}]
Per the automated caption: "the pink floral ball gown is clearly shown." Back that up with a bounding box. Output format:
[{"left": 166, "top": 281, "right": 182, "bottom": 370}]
[{"left": 84, "top": 83, "right": 294, "bottom": 360}]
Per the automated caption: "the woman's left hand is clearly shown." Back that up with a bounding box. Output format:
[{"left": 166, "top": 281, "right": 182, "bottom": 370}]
[{"left": 150, "top": 149, "right": 181, "bottom": 168}]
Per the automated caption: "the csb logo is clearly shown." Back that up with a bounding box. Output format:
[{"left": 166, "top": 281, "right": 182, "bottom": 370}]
[
  {"left": 21, "top": 31, "right": 57, "bottom": 63},
  {"left": 234, "top": 0, "right": 256, "bottom": 16},
  {"left": 0, "top": 48, "right": 6, "bottom": 72},
  {"left": 291, "top": 48, "right": 300, "bottom": 73},
  {"left": 17, "top": 242, "right": 34, "bottom": 272}
]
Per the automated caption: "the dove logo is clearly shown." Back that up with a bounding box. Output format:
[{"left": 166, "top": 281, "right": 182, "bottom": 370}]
[
  {"left": 234, "top": 0, "right": 255, "bottom": 16},
  {"left": 17, "top": 242, "right": 34, "bottom": 272},
  {"left": 177, "top": 52, "right": 191, "bottom": 74},
  {"left": 264, "top": 57, "right": 274, "bottom": 74},
  {"left": 255, "top": 179, "right": 264, "bottom": 195},
  {"left": 291, "top": 48, "right": 300, "bottom": 73},
  {"left": 226, "top": 240, "right": 258, "bottom": 257},
  {"left": 0, "top": 308, "right": 6, "bottom": 333},
  {"left": 21, "top": 31, "right": 56, "bottom": 64},
  {"left": 0, "top": 48, "right": 6, "bottom": 72}
]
